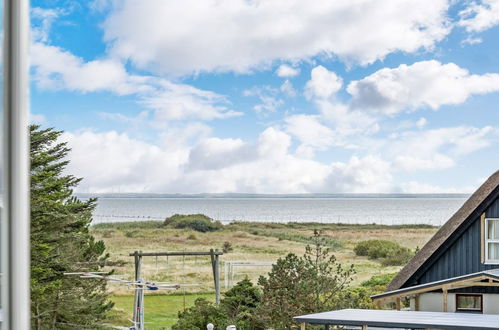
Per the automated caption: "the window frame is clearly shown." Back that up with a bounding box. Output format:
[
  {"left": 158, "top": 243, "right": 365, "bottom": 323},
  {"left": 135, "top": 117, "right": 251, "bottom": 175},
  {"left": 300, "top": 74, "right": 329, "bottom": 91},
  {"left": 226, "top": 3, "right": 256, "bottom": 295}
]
[
  {"left": 455, "top": 294, "right": 483, "bottom": 313},
  {"left": 1, "top": 0, "right": 31, "bottom": 328},
  {"left": 484, "top": 218, "right": 499, "bottom": 264}
]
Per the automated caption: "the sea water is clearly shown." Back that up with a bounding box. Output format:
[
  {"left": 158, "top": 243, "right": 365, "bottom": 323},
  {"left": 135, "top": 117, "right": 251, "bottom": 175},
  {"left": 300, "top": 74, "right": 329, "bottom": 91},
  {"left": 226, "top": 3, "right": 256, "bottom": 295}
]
[{"left": 89, "top": 196, "right": 468, "bottom": 226}]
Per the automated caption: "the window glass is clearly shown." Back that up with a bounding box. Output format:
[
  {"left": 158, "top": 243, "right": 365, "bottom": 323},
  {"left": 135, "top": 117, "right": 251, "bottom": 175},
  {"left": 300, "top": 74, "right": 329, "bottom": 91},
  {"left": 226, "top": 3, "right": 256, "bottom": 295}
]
[
  {"left": 488, "top": 243, "right": 499, "bottom": 261},
  {"left": 487, "top": 219, "right": 499, "bottom": 239},
  {"left": 456, "top": 294, "right": 482, "bottom": 312}
]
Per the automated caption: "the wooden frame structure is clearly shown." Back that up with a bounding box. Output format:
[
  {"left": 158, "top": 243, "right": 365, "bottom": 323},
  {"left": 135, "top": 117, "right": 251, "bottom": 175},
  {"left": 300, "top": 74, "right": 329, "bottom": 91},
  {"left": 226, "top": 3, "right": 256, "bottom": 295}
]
[
  {"left": 129, "top": 249, "right": 223, "bottom": 325},
  {"left": 372, "top": 269, "right": 499, "bottom": 312}
]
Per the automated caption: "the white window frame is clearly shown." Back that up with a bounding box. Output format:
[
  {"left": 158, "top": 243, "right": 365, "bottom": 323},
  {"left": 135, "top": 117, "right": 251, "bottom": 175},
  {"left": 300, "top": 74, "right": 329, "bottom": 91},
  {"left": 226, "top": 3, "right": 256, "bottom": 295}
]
[
  {"left": 484, "top": 218, "right": 499, "bottom": 264},
  {"left": 1, "top": 0, "right": 31, "bottom": 329}
]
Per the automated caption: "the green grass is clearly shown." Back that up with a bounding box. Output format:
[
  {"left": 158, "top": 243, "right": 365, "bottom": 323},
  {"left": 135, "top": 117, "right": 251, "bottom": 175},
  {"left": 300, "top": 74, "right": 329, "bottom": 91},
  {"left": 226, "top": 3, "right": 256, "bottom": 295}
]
[{"left": 109, "top": 293, "right": 214, "bottom": 329}]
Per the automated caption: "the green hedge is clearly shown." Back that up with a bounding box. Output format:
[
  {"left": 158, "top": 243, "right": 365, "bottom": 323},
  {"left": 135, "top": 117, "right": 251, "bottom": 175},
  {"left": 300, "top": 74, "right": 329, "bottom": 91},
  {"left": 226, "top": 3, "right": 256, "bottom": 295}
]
[{"left": 163, "top": 214, "right": 223, "bottom": 232}]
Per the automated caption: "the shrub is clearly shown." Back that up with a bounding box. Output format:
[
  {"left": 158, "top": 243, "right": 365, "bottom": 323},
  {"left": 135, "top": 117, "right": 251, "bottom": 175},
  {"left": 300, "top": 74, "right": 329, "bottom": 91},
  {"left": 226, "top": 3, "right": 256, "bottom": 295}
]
[
  {"left": 124, "top": 230, "right": 138, "bottom": 238},
  {"left": 172, "top": 298, "right": 229, "bottom": 330},
  {"left": 354, "top": 240, "right": 414, "bottom": 266},
  {"left": 163, "top": 214, "right": 223, "bottom": 232},
  {"left": 361, "top": 273, "right": 397, "bottom": 289},
  {"left": 381, "top": 248, "right": 414, "bottom": 266},
  {"left": 187, "top": 234, "right": 197, "bottom": 240},
  {"left": 222, "top": 241, "right": 233, "bottom": 253}
]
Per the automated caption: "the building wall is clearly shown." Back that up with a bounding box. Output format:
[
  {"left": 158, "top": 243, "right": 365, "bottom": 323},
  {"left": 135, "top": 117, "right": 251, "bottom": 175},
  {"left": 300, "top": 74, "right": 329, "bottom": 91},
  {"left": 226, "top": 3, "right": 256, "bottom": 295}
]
[
  {"left": 410, "top": 196, "right": 499, "bottom": 292},
  {"left": 410, "top": 292, "right": 499, "bottom": 314}
]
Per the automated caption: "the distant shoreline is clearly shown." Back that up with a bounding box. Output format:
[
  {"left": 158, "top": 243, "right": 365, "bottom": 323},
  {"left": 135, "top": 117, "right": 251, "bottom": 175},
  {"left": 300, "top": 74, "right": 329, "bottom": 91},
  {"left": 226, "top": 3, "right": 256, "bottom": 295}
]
[{"left": 77, "top": 192, "right": 470, "bottom": 199}]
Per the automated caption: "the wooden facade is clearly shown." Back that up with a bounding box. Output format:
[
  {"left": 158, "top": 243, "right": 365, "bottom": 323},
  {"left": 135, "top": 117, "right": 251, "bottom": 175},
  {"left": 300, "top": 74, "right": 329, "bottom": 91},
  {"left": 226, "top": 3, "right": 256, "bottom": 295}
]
[{"left": 405, "top": 189, "right": 499, "bottom": 293}]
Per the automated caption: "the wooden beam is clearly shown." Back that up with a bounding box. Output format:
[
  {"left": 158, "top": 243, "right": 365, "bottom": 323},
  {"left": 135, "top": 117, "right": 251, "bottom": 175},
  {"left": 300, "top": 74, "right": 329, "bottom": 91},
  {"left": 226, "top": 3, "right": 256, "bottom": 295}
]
[
  {"left": 362, "top": 325, "right": 368, "bottom": 330},
  {"left": 415, "top": 294, "right": 420, "bottom": 311},
  {"left": 396, "top": 298, "right": 401, "bottom": 311},
  {"left": 129, "top": 251, "right": 223, "bottom": 257},
  {"left": 443, "top": 287, "right": 448, "bottom": 312},
  {"left": 481, "top": 213, "right": 486, "bottom": 263},
  {"left": 300, "top": 322, "right": 305, "bottom": 330},
  {"left": 372, "top": 275, "right": 498, "bottom": 302}
]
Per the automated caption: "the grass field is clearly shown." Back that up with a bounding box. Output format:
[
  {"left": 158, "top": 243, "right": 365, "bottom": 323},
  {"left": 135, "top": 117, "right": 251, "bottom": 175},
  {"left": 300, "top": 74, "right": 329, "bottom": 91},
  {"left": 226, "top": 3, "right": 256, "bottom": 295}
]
[
  {"left": 108, "top": 293, "right": 214, "bottom": 329},
  {"left": 94, "top": 220, "right": 438, "bottom": 328}
]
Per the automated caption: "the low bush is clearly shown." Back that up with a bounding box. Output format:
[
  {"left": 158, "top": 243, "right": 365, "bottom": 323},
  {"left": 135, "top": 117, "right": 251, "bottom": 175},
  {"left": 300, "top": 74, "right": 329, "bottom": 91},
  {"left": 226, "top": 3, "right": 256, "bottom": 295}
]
[
  {"left": 354, "top": 240, "right": 414, "bottom": 266},
  {"left": 163, "top": 214, "right": 223, "bottom": 232},
  {"left": 381, "top": 248, "right": 414, "bottom": 266},
  {"left": 361, "top": 273, "right": 397, "bottom": 289}
]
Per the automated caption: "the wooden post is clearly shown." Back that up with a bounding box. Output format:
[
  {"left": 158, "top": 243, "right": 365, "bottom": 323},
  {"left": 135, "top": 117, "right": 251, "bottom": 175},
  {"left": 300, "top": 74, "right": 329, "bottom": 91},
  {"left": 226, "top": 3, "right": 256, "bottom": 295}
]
[
  {"left": 396, "top": 297, "right": 401, "bottom": 311},
  {"left": 133, "top": 251, "right": 142, "bottom": 324},
  {"left": 300, "top": 323, "right": 306, "bottom": 330},
  {"left": 215, "top": 252, "right": 221, "bottom": 304},
  {"left": 210, "top": 249, "right": 221, "bottom": 304},
  {"left": 443, "top": 288, "right": 448, "bottom": 312},
  {"left": 362, "top": 325, "right": 368, "bottom": 330},
  {"left": 324, "top": 325, "right": 330, "bottom": 330},
  {"left": 415, "top": 294, "right": 420, "bottom": 311}
]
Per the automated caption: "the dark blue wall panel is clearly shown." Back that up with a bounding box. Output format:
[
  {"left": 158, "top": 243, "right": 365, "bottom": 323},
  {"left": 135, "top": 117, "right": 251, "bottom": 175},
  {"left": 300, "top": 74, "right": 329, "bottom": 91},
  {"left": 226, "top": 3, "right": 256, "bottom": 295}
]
[{"left": 409, "top": 197, "right": 499, "bottom": 293}]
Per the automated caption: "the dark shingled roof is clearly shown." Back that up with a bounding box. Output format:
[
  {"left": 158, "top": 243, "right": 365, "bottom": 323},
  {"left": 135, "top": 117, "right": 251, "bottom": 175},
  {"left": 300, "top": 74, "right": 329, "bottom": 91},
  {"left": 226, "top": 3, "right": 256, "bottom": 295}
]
[{"left": 388, "top": 170, "right": 499, "bottom": 291}]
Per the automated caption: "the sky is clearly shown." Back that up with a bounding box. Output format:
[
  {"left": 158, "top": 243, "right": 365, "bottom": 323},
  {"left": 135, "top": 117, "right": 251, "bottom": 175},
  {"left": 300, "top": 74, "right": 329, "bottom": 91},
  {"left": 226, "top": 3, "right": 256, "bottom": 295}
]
[{"left": 30, "top": 0, "right": 499, "bottom": 194}]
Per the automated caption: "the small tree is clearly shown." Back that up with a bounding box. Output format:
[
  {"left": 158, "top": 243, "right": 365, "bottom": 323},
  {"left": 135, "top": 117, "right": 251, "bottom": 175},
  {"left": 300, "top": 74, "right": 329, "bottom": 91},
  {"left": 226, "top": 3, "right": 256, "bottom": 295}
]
[
  {"left": 221, "top": 278, "right": 262, "bottom": 329},
  {"left": 173, "top": 278, "right": 263, "bottom": 330},
  {"left": 257, "top": 230, "right": 355, "bottom": 329},
  {"left": 172, "top": 298, "right": 229, "bottom": 330}
]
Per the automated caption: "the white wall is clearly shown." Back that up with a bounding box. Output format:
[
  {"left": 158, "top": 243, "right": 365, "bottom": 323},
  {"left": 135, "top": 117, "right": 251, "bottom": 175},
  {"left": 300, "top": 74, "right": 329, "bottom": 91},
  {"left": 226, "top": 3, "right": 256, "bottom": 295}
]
[
  {"left": 483, "top": 294, "right": 499, "bottom": 314},
  {"left": 410, "top": 292, "right": 499, "bottom": 314}
]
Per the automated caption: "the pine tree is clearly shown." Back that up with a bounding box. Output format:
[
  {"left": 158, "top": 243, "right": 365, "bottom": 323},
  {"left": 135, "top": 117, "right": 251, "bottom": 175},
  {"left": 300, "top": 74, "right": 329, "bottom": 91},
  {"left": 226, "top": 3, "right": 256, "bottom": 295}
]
[{"left": 30, "top": 125, "right": 112, "bottom": 329}]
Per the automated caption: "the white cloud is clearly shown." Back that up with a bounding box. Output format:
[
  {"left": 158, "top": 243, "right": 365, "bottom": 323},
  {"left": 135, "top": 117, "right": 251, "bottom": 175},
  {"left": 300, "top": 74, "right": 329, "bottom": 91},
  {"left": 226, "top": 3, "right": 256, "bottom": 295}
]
[
  {"left": 276, "top": 64, "right": 300, "bottom": 78},
  {"left": 31, "top": 42, "right": 240, "bottom": 121},
  {"left": 30, "top": 113, "right": 46, "bottom": 124},
  {"left": 280, "top": 80, "right": 296, "bottom": 97},
  {"left": 63, "top": 127, "right": 398, "bottom": 194},
  {"left": 31, "top": 7, "right": 65, "bottom": 43},
  {"left": 389, "top": 126, "right": 494, "bottom": 171},
  {"left": 416, "top": 117, "right": 427, "bottom": 129},
  {"left": 284, "top": 114, "right": 335, "bottom": 154},
  {"left": 305, "top": 66, "right": 343, "bottom": 100},
  {"left": 317, "top": 155, "right": 393, "bottom": 193},
  {"left": 459, "top": 0, "right": 499, "bottom": 33},
  {"left": 394, "top": 154, "right": 455, "bottom": 171},
  {"left": 187, "top": 137, "right": 254, "bottom": 171},
  {"left": 244, "top": 86, "right": 284, "bottom": 113},
  {"left": 62, "top": 130, "right": 187, "bottom": 193},
  {"left": 101, "top": 0, "right": 451, "bottom": 75},
  {"left": 347, "top": 60, "right": 499, "bottom": 115},
  {"left": 144, "top": 81, "right": 241, "bottom": 121},
  {"left": 400, "top": 181, "right": 472, "bottom": 194}
]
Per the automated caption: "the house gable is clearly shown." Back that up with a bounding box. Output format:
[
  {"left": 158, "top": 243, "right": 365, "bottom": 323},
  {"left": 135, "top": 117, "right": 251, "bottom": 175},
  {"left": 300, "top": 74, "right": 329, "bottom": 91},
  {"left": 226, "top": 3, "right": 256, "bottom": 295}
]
[
  {"left": 388, "top": 171, "right": 499, "bottom": 291},
  {"left": 408, "top": 196, "right": 499, "bottom": 289}
]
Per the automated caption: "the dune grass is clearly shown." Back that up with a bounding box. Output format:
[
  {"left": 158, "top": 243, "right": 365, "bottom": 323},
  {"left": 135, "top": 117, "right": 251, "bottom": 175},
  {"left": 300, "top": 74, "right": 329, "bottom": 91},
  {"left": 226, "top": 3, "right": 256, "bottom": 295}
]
[{"left": 94, "top": 220, "right": 438, "bottom": 328}]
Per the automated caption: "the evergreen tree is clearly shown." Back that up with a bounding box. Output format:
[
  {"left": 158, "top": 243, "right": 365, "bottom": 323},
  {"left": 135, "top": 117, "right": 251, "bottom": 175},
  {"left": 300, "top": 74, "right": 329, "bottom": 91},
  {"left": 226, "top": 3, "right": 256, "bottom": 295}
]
[
  {"left": 257, "top": 230, "right": 355, "bottom": 329},
  {"left": 30, "top": 125, "right": 112, "bottom": 329}
]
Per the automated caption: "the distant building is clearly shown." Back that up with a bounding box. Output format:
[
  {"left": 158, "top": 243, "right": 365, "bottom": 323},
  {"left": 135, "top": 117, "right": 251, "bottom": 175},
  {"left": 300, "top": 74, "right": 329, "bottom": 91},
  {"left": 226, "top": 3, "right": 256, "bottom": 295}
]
[{"left": 373, "top": 170, "right": 499, "bottom": 314}]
